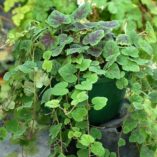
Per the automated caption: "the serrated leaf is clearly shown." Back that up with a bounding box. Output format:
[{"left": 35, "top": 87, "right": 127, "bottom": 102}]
[
  {"left": 79, "top": 134, "right": 95, "bottom": 146},
  {"left": 47, "top": 10, "right": 71, "bottom": 28},
  {"left": 83, "top": 30, "right": 105, "bottom": 46},
  {"left": 71, "top": 107, "right": 88, "bottom": 122},
  {"left": 59, "top": 63, "right": 77, "bottom": 83},
  {"left": 49, "top": 123, "right": 62, "bottom": 140},
  {"left": 72, "top": 3, "right": 92, "bottom": 21},
  {"left": 51, "top": 82, "right": 69, "bottom": 96},
  {"left": 91, "top": 142, "right": 105, "bottom": 157},
  {"left": 92, "top": 97, "right": 108, "bottom": 110}
]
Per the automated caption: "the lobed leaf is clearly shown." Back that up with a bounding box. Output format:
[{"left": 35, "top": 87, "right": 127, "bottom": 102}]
[
  {"left": 83, "top": 30, "right": 105, "bottom": 46},
  {"left": 47, "top": 10, "right": 71, "bottom": 28},
  {"left": 72, "top": 3, "right": 92, "bottom": 21}
]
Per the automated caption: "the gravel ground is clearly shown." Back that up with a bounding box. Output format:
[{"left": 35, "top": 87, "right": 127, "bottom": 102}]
[{"left": 0, "top": 131, "right": 50, "bottom": 157}]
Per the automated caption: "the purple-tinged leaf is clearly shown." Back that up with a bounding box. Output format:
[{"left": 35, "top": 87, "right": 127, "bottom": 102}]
[
  {"left": 41, "top": 32, "right": 57, "bottom": 49},
  {"left": 98, "top": 21, "right": 119, "bottom": 29},
  {"left": 47, "top": 10, "right": 71, "bottom": 28},
  {"left": 66, "top": 45, "right": 89, "bottom": 55},
  {"left": 116, "top": 34, "right": 131, "bottom": 46},
  {"left": 58, "top": 34, "right": 73, "bottom": 44},
  {"left": 72, "top": 3, "right": 92, "bottom": 21},
  {"left": 83, "top": 30, "right": 105, "bottom": 46}
]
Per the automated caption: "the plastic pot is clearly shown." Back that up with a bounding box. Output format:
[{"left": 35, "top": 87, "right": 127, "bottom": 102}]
[{"left": 89, "top": 77, "right": 125, "bottom": 125}]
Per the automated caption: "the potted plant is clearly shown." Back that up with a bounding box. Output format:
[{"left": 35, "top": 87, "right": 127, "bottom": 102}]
[{"left": 0, "top": 3, "right": 156, "bottom": 157}]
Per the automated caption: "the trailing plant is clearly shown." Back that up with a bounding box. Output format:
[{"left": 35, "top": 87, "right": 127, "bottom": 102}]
[
  {"left": 0, "top": 3, "right": 157, "bottom": 157},
  {"left": 3, "top": 0, "right": 77, "bottom": 42}
]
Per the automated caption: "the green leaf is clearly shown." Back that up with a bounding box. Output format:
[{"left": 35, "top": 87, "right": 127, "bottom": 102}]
[
  {"left": 41, "top": 88, "right": 53, "bottom": 104},
  {"left": 145, "top": 21, "right": 157, "bottom": 43},
  {"left": 91, "top": 142, "right": 105, "bottom": 157},
  {"left": 121, "top": 46, "right": 139, "bottom": 58},
  {"left": 47, "top": 10, "right": 71, "bottom": 28},
  {"left": 108, "top": 2, "right": 117, "bottom": 14},
  {"left": 83, "top": 72, "right": 98, "bottom": 84},
  {"left": 90, "top": 128, "right": 102, "bottom": 140},
  {"left": 118, "top": 138, "right": 126, "bottom": 147},
  {"left": 87, "top": 45, "right": 103, "bottom": 57},
  {"left": 117, "top": 55, "right": 140, "bottom": 72},
  {"left": 140, "top": 146, "right": 154, "bottom": 157},
  {"left": 71, "top": 91, "right": 89, "bottom": 105},
  {"left": 123, "top": 117, "right": 138, "bottom": 134},
  {"left": 43, "top": 50, "right": 52, "bottom": 60},
  {"left": 77, "top": 149, "right": 88, "bottom": 157},
  {"left": 103, "top": 40, "right": 120, "bottom": 60},
  {"left": 52, "top": 45, "right": 65, "bottom": 57},
  {"left": 71, "top": 107, "right": 88, "bottom": 122},
  {"left": 116, "top": 77, "right": 128, "bottom": 89},
  {"left": 92, "top": 97, "right": 108, "bottom": 110},
  {"left": 58, "top": 153, "right": 66, "bottom": 157},
  {"left": 45, "top": 99, "right": 60, "bottom": 108},
  {"left": 42, "top": 60, "right": 53, "bottom": 72},
  {"left": 51, "top": 82, "right": 69, "bottom": 96},
  {"left": 72, "top": 3, "right": 92, "bottom": 21},
  {"left": 129, "top": 129, "right": 147, "bottom": 144},
  {"left": 79, "top": 134, "right": 95, "bottom": 146},
  {"left": 83, "top": 30, "right": 105, "bottom": 46},
  {"left": 66, "top": 46, "right": 89, "bottom": 55},
  {"left": 18, "top": 61, "right": 36, "bottom": 74},
  {"left": 59, "top": 63, "right": 77, "bottom": 83},
  {"left": 105, "top": 63, "right": 122, "bottom": 79},
  {"left": 76, "top": 59, "right": 92, "bottom": 71},
  {"left": 116, "top": 34, "right": 131, "bottom": 46},
  {"left": 75, "top": 80, "right": 92, "bottom": 91},
  {"left": 5, "top": 120, "right": 19, "bottom": 133},
  {"left": 49, "top": 123, "right": 62, "bottom": 140},
  {"left": 0, "top": 127, "right": 8, "bottom": 141},
  {"left": 149, "top": 91, "right": 157, "bottom": 103},
  {"left": 138, "top": 38, "right": 153, "bottom": 55}
]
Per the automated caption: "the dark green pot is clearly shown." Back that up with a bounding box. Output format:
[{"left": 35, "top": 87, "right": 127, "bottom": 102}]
[{"left": 89, "top": 77, "right": 125, "bottom": 125}]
